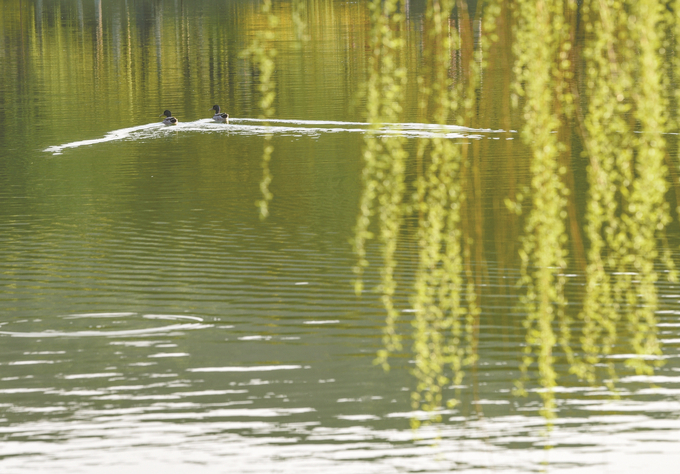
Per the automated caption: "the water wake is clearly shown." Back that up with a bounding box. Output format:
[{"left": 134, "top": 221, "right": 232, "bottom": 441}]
[{"left": 44, "top": 118, "right": 509, "bottom": 155}]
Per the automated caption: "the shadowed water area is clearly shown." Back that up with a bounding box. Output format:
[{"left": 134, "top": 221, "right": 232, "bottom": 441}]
[{"left": 2, "top": 0, "right": 680, "bottom": 472}]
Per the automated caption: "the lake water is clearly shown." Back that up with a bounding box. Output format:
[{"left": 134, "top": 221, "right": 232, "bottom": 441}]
[{"left": 2, "top": 1, "right": 680, "bottom": 472}]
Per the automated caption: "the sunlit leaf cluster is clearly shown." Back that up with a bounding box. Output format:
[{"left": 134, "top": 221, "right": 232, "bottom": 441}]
[
  {"left": 407, "top": 0, "right": 482, "bottom": 428},
  {"left": 240, "top": 0, "right": 279, "bottom": 219},
  {"left": 352, "top": 0, "right": 409, "bottom": 373},
  {"left": 510, "top": 0, "right": 573, "bottom": 420}
]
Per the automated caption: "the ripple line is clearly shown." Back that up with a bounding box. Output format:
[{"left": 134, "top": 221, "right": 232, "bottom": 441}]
[{"left": 0, "top": 323, "right": 211, "bottom": 338}]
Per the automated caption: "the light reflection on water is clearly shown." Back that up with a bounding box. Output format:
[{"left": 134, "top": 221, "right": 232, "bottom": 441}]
[
  {"left": 1, "top": 302, "right": 679, "bottom": 472},
  {"left": 1, "top": 399, "right": 679, "bottom": 473}
]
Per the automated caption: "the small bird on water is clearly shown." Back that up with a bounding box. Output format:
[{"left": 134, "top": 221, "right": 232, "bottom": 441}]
[
  {"left": 211, "top": 105, "right": 229, "bottom": 123},
  {"left": 160, "top": 110, "right": 178, "bottom": 125}
]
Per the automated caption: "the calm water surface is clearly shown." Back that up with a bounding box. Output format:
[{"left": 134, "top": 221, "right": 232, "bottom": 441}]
[{"left": 1, "top": 1, "right": 680, "bottom": 472}]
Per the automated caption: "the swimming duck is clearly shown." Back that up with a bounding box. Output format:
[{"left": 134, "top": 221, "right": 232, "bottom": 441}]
[
  {"left": 159, "top": 110, "right": 178, "bottom": 125},
  {"left": 211, "top": 105, "right": 229, "bottom": 123}
]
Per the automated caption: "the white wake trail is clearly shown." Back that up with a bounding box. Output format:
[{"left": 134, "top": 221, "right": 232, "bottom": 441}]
[{"left": 44, "top": 118, "right": 508, "bottom": 155}]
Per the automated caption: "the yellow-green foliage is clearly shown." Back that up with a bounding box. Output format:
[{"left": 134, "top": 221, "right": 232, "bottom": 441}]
[
  {"left": 575, "top": 0, "right": 634, "bottom": 388},
  {"left": 292, "top": 0, "right": 310, "bottom": 44},
  {"left": 408, "top": 0, "right": 481, "bottom": 428},
  {"left": 351, "top": 0, "right": 484, "bottom": 428},
  {"left": 511, "top": 0, "right": 677, "bottom": 420},
  {"left": 622, "top": 0, "right": 673, "bottom": 374},
  {"left": 574, "top": 0, "right": 674, "bottom": 389},
  {"left": 240, "top": 0, "right": 279, "bottom": 219},
  {"left": 352, "top": 0, "right": 408, "bottom": 367},
  {"left": 512, "top": 0, "right": 573, "bottom": 420}
]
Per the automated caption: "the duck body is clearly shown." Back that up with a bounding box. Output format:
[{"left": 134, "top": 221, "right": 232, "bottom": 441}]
[
  {"left": 211, "top": 105, "right": 229, "bottom": 123},
  {"left": 160, "top": 110, "right": 178, "bottom": 125}
]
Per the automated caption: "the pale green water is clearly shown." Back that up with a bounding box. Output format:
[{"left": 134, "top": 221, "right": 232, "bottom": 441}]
[{"left": 1, "top": 1, "right": 680, "bottom": 472}]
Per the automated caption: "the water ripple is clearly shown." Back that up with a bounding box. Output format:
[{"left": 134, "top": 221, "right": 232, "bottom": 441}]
[{"left": 0, "top": 323, "right": 211, "bottom": 338}]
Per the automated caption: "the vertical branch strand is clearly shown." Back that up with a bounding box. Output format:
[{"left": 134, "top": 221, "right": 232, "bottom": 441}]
[
  {"left": 512, "top": 0, "right": 570, "bottom": 421},
  {"left": 352, "top": 0, "right": 409, "bottom": 369},
  {"left": 240, "top": 0, "right": 278, "bottom": 219}
]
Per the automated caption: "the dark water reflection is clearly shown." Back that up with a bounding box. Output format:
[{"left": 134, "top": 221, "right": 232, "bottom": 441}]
[{"left": 1, "top": 0, "right": 680, "bottom": 472}]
